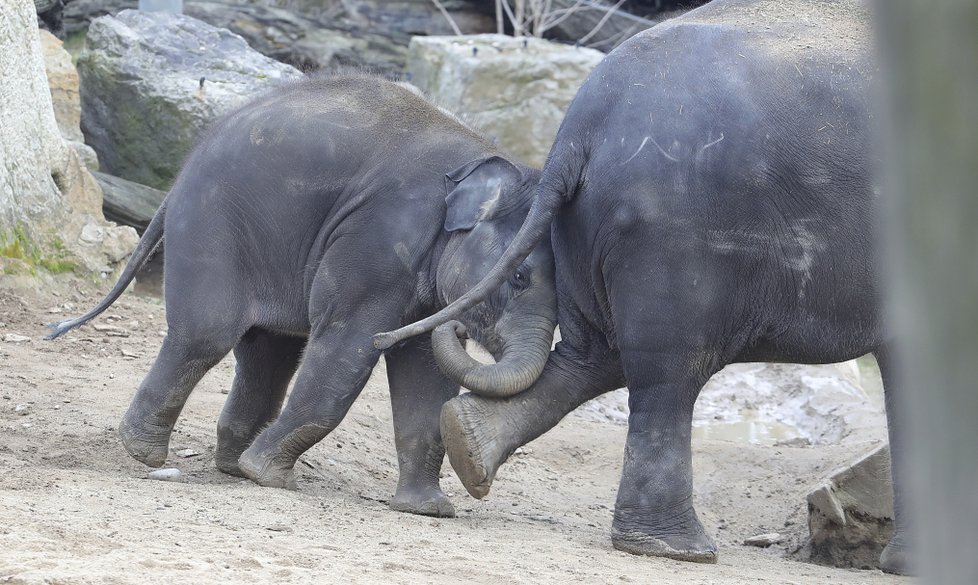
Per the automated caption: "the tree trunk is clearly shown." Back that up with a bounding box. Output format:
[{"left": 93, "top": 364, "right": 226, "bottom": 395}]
[
  {"left": 95, "top": 172, "right": 166, "bottom": 232},
  {"left": 877, "top": 2, "right": 978, "bottom": 583}
]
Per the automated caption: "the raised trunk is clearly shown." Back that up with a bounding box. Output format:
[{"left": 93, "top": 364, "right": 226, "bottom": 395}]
[
  {"left": 431, "top": 318, "right": 554, "bottom": 397},
  {"left": 373, "top": 184, "right": 565, "bottom": 350}
]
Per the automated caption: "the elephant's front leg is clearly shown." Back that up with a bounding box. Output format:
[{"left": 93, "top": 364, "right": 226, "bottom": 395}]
[
  {"left": 385, "top": 336, "right": 460, "bottom": 517},
  {"left": 441, "top": 339, "right": 624, "bottom": 499},
  {"left": 238, "top": 320, "right": 385, "bottom": 489}
]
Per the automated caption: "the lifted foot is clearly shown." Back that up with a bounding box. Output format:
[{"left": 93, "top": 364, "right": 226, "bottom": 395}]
[
  {"left": 390, "top": 487, "right": 456, "bottom": 518},
  {"left": 611, "top": 527, "right": 719, "bottom": 564},
  {"left": 118, "top": 414, "right": 171, "bottom": 468},
  {"left": 237, "top": 445, "right": 298, "bottom": 490},
  {"left": 440, "top": 397, "right": 510, "bottom": 499},
  {"left": 215, "top": 427, "right": 253, "bottom": 477}
]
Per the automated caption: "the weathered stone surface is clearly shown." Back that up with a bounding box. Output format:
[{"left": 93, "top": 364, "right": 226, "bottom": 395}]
[
  {"left": 77, "top": 10, "right": 301, "bottom": 190},
  {"left": 807, "top": 444, "right": 894, "bottom": 569},
  {"left": 406, "top": 34, "right": 604, "bottom": 167},
  {"left": 39, "top": 29, "right": 99, "bottom": 170},
  {"left": 2, "top": 0, "right": 137, "bottom": 276},
  {"left": 183, "top": 1, "right": 410, "bottom": 74},
  {"left": 61, "top": 1, "right": 489, "bottom": 75},
  {"left": 744, "top": 532, "right": 783, "bottom": 548}
]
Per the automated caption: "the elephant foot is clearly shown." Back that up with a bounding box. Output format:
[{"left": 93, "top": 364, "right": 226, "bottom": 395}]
[
  {"left": 879, "top": 539, "right": 915, "bottom": 576},
  {"left": 118, "top": 413, "right": 171, "bottom": 468},
  {"left": 237, "top": 444, "right": 298, "bottom": 490},
  {"left": 390, "top": 486, "right": 456, "bottom": 518},
  {"left": 214, "top": 427, "right": 253, "bottom": 477},
  {"left": 440, "top": 396, "right": 512, "bottom": 499},
  {"left": 611, "top": 506, "right": 718, "bottom": 564},
  {"left": 611, "top": 527, "right": 718, "bottom": 564}
]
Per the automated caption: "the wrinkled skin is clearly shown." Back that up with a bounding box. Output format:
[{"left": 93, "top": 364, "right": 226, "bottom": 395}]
[
  {"left": 50, "top": 75, "right": 556, "bottom": 518},
  {"left": 376, "top": 0, "right": 913, "bottom": 574}
]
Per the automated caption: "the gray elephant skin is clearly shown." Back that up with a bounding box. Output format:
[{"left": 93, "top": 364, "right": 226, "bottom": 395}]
[
  {"left": 50, "top": 74, "right": 557, "bottom": 518},
  {"left": 375, "top": 0, "right": 912, "bottom": 574}
]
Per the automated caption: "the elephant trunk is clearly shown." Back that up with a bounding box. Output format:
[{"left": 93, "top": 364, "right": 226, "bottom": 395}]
[{"left": 431, "top": 315, "right": 555, "bottom": 397}]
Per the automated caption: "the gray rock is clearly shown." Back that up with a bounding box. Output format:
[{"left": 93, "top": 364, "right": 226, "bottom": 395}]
[
  {"left": 3, "top": 334, "right": 32, "bottom": 343},
  {"left": 183, "top": 2, "right": 412, "bottom": 74},
  {"left": 806, "top": 444, "right": 894, "bottom": 569},
  {"left": 62, "top": 1, "right": 474, "bottom": 75},
  {"left": 744, "top": 532, "right": 782, "bottom": 547},
  {"left": 77, "top": 10, "right": 301, "bottom": 190},
  {"left": 147, "top": 468, "right": 183, "bottom": 481},
  {"left": 406, "top": 34, "right": 604, "bottom": 167}
]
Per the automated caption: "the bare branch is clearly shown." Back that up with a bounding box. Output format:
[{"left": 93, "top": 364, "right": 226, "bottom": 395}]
[
  {"left": 538, "top": 0, "right": 590, "bottom": 34},
  {"left": 500, "top": 0, "right": 523, "bottom": 36},
  {"left": 430, "top": 0, "right": 463, "bottom": 35},
  {"left": 576, "top": 0, "right": 628, "bottom": 45}
]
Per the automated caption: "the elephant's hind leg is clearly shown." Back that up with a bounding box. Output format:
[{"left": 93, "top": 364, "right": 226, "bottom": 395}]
[
  {"left": 120, "top": 330, "right": 237, "bottom": 467},
  {"left": 215, "top": 329, "right": 304, "bottom": 476},
  {"left": 385, "top": 335, "right": 459, "bottom": 518}
]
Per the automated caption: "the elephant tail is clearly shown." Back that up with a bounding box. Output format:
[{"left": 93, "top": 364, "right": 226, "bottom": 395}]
[
  {"left": 47, "top": 198, "right": 168, "bottom": 339},
  {"left": 373, "top": 143, "right": 582, "bottom": 350}
]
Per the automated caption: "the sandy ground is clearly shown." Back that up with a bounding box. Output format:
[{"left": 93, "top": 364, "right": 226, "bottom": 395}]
[{"left": 0, "top": 277, "right": 912, "bottom": 584}]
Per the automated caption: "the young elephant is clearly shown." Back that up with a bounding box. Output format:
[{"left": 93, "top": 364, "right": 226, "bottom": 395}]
[
  {"left": 375, "top": 0, "right": 912, "bottom": 573},
  {"left": 50, "top": 75, "right": 556, "bottom": 517}
]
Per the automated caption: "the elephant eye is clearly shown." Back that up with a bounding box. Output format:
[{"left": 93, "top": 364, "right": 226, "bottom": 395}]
[{"left": 510, "top": 270, "right": 529, "bottom": 290}]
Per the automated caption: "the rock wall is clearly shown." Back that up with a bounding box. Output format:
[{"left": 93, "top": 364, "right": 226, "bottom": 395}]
[
  {"left": 77, "top": 10, "right": 301, "bottom": 191},
  {"left": 1, "top": 0, "right": 136, "bottom": 276},
  {"left": 39, "top": 30, "right": 99, "bottom": 170},
  {"left": 406, "top": 35, "right": 604, "bottom": 167}
]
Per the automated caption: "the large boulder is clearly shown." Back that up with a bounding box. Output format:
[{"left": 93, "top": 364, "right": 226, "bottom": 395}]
[
  {"left": 61, "top": 1, "right": 492, "bottom": 75},
  {"left": 406, "top": 34, "right": 604, "bottom": 167},
  {"left": 806, "top": 445, "right": 894, "bottom": 569},
  {"left": 1, "top": 0, "right": 137, "bottom": 277},
  {"left": 182, "top": 1, "right": 411, "bottom": 75},
  {"left": 77, "top": 10, "right": 301, "bottom": 190}
]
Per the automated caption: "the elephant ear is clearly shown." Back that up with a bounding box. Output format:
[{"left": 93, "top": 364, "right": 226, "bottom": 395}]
[{"left": 444, "top": 156, "right": 521, "bottom": 232}]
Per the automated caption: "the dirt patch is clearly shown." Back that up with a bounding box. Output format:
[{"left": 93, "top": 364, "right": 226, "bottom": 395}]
[{"left": 0, "top": 278, "right": 908, "bottom": 584}]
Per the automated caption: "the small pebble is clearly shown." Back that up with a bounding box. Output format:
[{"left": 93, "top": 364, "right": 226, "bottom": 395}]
[
  {"left": 173, "top": 448, "right": 199, "bottom": 458},
  {"left": 14, "top": 404, "right": 30, "bottom": 415},
  {"left": 744, "top": 532, "right": 783, "bottom": 547},
  {"left": 3, "top": 333, "right": 31, "bottom": 343},
  {"left": 147, "top": 468, "right": 182, "bottom": 482}
]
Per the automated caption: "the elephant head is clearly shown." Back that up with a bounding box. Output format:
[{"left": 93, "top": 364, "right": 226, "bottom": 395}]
[{"left": 429, "top": 155, "right": 557, "bottom": 397}]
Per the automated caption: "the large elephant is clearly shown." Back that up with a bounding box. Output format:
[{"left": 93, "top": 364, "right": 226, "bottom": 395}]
[
  {"left": 374, "top": 0, "right": 912, "bottom": 573},
  {"left": 50, "top": 74, "right": 557, "bottom": 518}
]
